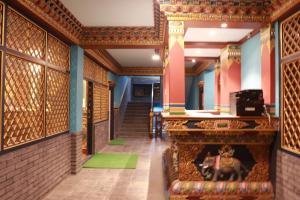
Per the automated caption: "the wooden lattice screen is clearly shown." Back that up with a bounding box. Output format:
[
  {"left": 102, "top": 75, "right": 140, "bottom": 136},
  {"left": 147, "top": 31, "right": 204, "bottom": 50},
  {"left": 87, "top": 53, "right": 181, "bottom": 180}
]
[
  {"left": 84, "top": 56, "right": 109, "bottom": 122},
  {"left": 0, "top": 8, "right": 70, "bottom": 149},
  {"left": 4, "top": 54, "right": 45, "bottom": 148},
  {"left": 281, "top": 10, "right": 300, "bottom": 155},
  {"left": 46, "top": 69, "right": 69, "bottom": 136}
]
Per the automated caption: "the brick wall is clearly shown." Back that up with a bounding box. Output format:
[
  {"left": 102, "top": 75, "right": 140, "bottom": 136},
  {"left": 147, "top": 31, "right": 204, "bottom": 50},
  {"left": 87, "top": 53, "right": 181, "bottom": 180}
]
[
  {"left": 276, "top": 150, "right": 300, "bottom": 200},
  {"left": 94, "top": 121, "right": 109, "bottom": 152},
  {"left": 71, "top": 133, "right": 82, "bottom": 174},
  {"left": 0, "top": 133, "right": 71, "bottom": 200}
]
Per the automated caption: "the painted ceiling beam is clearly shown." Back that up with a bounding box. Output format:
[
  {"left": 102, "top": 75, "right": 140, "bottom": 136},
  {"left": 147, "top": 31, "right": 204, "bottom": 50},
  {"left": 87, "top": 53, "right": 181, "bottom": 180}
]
[
  {"left": 120, "top": 67, "right": 163, "bottom": 76},
  {"left": 185, "top": 57, "right": 219, "bottom": 62},
  {"left": 184, "top": 42, "right": 240, "bottom": 49}
]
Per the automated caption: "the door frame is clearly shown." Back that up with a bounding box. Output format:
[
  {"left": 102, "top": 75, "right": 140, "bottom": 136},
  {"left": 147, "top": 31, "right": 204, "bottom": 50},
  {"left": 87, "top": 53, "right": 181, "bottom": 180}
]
[
  {"left": 198, "top": 81, "right": 204, "bottom": 110},
  {"left": 109, "top": 81, "right": 116, "bottom": 140}
]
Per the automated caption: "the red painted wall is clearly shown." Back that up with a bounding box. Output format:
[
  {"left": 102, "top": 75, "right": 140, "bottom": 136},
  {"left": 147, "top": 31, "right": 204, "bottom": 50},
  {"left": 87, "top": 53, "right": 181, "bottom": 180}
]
[
  {"left": 220, "top": 61, "right": 241, "bottom": 108},
  {"left": 261, "top": 45, "right": 275, "bottom": 105}
]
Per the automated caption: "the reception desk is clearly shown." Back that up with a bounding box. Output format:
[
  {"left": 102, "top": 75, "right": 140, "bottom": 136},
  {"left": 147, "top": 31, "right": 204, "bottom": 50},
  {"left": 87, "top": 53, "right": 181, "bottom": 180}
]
[{"left": 162, "top": 110, "right": 279, "bottom": 200}]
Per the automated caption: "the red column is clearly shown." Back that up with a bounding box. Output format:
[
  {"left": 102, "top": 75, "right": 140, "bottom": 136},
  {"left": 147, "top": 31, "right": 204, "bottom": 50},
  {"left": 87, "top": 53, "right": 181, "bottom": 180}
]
[
  {"left": 261, "top": 25, "right": 275, "bottom": 115},
  {"left": 167, "top": 21, "right": 185, "bottom": 114},
  {"left": 220, "top": 45, "right": 241, "bottom": 113}
]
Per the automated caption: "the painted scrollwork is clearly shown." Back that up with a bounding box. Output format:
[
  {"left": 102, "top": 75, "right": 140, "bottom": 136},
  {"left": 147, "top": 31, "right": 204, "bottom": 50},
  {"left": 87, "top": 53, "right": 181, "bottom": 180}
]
[
  {"left": 255, "top": 119, "right": 279, "bottom": 129},
  {"left": 178, "top": 144, "right": 204, "bottom": 181},
  {"left": 195, "top": 120, "right": 249, "bottom": 130},
  {"left": 163, "top": 120, "right": 188, "bottom": 130},
  {"left": 245, "top": 145, "right": 270, "bottom": 181},
  {"left": 171, "top": 142, "right": 179, "bottom": 173}
]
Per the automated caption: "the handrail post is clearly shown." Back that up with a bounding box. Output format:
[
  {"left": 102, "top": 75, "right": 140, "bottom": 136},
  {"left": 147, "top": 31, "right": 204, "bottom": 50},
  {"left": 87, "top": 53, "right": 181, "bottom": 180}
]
[{"left": 149, "top": 111, "right": 154, "bottom": 138}]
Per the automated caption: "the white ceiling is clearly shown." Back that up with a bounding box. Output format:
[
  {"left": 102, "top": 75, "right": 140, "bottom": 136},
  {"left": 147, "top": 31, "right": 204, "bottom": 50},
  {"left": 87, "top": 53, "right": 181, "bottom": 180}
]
[
  {"left": 184, "top": 28, "right": 253, "bottom": 42},
  {"left": 60, "top": 0, "right": 154, "bottom": 26},
  {"left": 107, "top": 49, "right": 162, "bottom": 67},
  {"left": 185, "top": 48, "right": 221, "bottom": 57}
]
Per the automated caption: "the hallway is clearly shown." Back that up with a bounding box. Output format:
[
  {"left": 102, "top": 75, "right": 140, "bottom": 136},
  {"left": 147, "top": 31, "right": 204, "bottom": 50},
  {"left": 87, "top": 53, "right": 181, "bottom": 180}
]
[{"left": 43, "top": 138, "right": 168, "bottom": 200}]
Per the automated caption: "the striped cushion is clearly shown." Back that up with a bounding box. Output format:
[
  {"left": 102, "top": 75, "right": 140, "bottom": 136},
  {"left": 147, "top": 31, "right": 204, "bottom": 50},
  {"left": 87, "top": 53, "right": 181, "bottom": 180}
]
[{"left": 170, "top": 180, "right": 273, "bottom": 195}]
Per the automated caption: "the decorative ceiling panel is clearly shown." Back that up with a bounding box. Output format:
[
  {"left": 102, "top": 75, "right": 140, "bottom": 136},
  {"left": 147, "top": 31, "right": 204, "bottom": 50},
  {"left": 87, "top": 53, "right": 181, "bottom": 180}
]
[
  {"left": 106, "top": 49, "right": 163, "bottom": 67},
  {"left": 60, "top": 0, "right": 154, "bottom": 26}
]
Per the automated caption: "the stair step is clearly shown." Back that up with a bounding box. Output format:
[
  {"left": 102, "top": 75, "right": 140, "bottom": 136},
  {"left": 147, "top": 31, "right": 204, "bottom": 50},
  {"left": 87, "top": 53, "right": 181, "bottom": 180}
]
[
  {"left": 125, "top": 112, "right": 149, "bottom": 115},
  {"left": 122, "top": 123, "right": 148, "bottom": 127},
  {"left": 124, "top": 116, "right": 149, "bottom": 119},
  {"left": 121, "top": 129, "right": 148, "bottom": 133}
]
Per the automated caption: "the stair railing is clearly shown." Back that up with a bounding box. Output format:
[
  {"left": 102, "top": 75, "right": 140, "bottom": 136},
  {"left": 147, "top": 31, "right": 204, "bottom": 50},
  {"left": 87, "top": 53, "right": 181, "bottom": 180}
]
[{"left": 149, "top": 83, "right": 154, "bottom": 138}]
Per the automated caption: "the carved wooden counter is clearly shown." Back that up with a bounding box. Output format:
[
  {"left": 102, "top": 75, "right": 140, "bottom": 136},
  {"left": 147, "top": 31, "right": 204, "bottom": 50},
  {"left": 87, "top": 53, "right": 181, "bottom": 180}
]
[{"left": 162, "top": 111, "right": 279, "bottom": 200}]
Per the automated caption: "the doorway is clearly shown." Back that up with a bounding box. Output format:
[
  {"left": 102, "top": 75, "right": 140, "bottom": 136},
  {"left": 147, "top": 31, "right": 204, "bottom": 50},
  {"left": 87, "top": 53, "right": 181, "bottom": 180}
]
[
  {"left": 82, "top": 80, "right": 94, "bottom": 161},
  {"left": 109, "top": 81, "right": 115, "bottom": 140},
  {"left": 198, "top": 81, "right": 204, "bottom": 110}
]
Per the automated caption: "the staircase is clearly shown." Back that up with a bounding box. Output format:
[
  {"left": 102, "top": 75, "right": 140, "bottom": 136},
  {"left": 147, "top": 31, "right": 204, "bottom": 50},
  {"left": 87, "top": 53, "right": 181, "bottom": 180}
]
[{"left": 119, "top": 102, "right": 151, "bottom": 138}]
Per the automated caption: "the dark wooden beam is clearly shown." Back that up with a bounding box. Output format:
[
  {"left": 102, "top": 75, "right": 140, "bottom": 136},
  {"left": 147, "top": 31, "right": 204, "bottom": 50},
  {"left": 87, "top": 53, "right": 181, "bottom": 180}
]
[
  {"left": 81, "top": 44, "right": 163, "bottom": 49},
  {"left": 184, "top": 42, "right": 240, "bottom": 49},
  {"left": 184, "top": 21, "right": 263, "bottom": 35},
  {"left": 185, "top": 57, "right": 219, "bottom": 62}
]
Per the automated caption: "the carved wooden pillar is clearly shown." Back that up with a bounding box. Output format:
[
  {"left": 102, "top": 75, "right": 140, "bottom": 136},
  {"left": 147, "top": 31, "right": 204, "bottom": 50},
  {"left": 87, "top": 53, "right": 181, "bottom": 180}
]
[
  {"left": 261, "top": 25, "right": 275, "bottom": 115},
  {"left": 220, "top": 45, "right": 241, "bottom": 113},
  {"left": 163, "top": 46, "right": 170, "bottom": 111},
  {"left": 167, "top": 21, "right": 185, "bottom": 114},
  {"left": 214, "top": 61, "right": 221, "bottom": 111}
]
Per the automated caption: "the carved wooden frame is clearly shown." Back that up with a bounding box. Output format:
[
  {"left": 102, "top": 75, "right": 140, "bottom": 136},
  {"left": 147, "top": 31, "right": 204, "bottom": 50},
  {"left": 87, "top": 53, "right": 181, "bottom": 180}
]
[{"left": 280, "top": 10, "right": 300, "bottom": 155}]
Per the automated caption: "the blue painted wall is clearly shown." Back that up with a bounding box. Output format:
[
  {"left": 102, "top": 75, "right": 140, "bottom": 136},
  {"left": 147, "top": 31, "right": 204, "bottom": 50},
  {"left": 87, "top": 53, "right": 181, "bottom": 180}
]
[
  {"left": 187, "top": 64, "right": 215, "bottom": 110},
  {"left": 241, "top": 33, "right": 262, "bottom": 90},
  {"left": 108, "top": 72, "right": 130, "bottom": 108},
  {"left": 203, "top": 69, "right": 215, "bottom": 110},
  {"left": 70, "top": 46, "right": 83, "bottom": 132},
  {"left": 185, "top": 76, "right": 194, "bottom": 109},
  {"left": 274, "top": 22, "right": 280, "bottom": 117}
]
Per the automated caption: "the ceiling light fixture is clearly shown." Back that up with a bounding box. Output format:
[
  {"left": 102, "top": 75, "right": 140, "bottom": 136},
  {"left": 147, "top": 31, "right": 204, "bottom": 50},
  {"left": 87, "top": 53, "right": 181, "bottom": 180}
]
[
  {"left": 152, "top": 54, "right": 160, "bottom": 61},
  {"left": 210, "top": 30, "right": 217, "bottom": 36},
  {"left": 196, "top": 50, "right": 201, "bottom": 54},
  {"left": 192, "top": 59, "right": 196, "bottom": 63},
  {"left": 221, "top": 23, "right": 228, "bottom": 28}
]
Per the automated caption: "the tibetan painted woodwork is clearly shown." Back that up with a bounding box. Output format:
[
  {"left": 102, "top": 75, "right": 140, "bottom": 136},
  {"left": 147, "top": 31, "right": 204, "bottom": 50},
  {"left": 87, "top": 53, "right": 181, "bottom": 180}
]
[
  {"left": 46, "top": 69, "right": 69, "bottom": 136},
  {"left": 4, "top": 54, "right": 45, "bottom": 148},
  {"left": 84, "top": 56, "right": 109, "bottom": 122},
  {"left": 280, "top": 10, "right": 300, "bottom": 155},
  {"left": 0, "top": 6, "right": 70, "bottom": 150},
  {"left": 162, "top": 114, "right": 278, "bottom": 199}
]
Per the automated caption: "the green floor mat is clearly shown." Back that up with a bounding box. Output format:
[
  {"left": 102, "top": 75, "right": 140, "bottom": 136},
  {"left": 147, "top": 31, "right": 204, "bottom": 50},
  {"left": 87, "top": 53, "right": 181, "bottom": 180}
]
[
  {"left": 109, "top": 138, "right": 126, "bottom": 145},
  {"left": 83, "top": 153, "right": 138, "bottom": 169}
]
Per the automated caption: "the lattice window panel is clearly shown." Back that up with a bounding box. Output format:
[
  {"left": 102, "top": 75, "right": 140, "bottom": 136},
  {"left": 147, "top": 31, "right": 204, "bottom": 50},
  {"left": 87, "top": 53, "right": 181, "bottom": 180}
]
[
  {"left": 281, "top": 59, "right": 300, "bottom": 154},
  {"left": 93, "top": 84, "right": 101, "bottom": 122},
  {"left": 84, "top": 56, "right": 95, "bottom": 81},
  {"left": 95, "top": 66, "right": 102, "bottom": 83},
  {"left": 4, "top": 54, "right": 45, "bottom": 149},
  {"left": 47, "top": 34, "right": 70, "bottom": 71},
  {"left": 7, "top": 8, "right": 46, "bottom": 59},
  {"left": 100, "top": 85, "right": 109, "bottom": 120},
  {"left": 281, "top": 11, "right": 300, "bottom": 58},
  {"left": 46, "top": 68, "right": 69, "bottom": 136},
  {"left": 102, "top": 69, "right": 108, "bottom": 85},
  {"left": 0, "top": 3, "right": 3, "bottom": 45}
]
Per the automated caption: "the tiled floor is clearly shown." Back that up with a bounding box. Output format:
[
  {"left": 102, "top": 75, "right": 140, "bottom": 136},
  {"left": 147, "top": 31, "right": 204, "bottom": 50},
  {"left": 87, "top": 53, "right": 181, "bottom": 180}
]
[{"left": 43, "top": 137, "right": 168, "bottom": 200}]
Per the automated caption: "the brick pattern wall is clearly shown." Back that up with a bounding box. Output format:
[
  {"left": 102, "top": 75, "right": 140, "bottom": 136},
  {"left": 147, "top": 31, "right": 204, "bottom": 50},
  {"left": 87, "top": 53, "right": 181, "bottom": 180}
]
[
  {"left": 71, "top": 133, "right": 82, "bottom": 174},
  {"left": 276, "top": 150, "right": 300, "bottom": 200},
  {"left": 0, "top": 133, "right": 71, "bottom": 200},
  {"left": 94, "top": 121, "right": 109, "bottom": 152}
]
